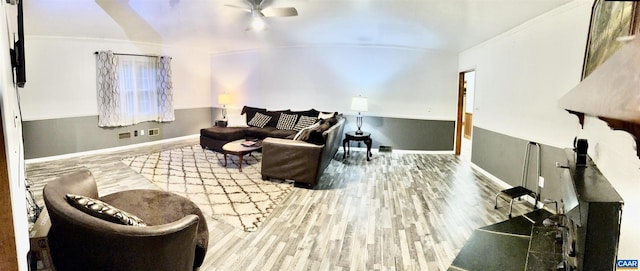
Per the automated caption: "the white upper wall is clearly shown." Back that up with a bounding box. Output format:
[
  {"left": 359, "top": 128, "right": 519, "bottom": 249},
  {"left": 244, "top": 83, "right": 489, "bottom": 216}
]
[
  {"left": 211, "top": 45, "right": 459, "bottom": 121},
  {"left": 460, "top": 0, "right": 640, "bottom": 259},
  {"left": 459, "top": 1, "right": 591, "bottom": 148},
  {"left": 20, "top": 37, "right": 212, "bottom": 121}
]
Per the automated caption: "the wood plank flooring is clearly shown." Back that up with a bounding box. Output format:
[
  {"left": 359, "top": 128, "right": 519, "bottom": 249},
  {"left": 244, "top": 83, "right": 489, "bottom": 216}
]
[{"left": 25, "top": 138, "right": 530, "bottom": 271}]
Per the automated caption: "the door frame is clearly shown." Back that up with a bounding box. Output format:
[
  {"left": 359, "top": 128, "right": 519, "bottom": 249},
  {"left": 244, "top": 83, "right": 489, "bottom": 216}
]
[{"left": 455, "top": 69, "right": 474, "bottom": 155}]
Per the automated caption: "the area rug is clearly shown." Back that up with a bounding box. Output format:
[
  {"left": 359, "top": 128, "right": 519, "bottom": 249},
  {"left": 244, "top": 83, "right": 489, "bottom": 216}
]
[{"left": 121, "top": 145, "right": 294, "bottom": 232}]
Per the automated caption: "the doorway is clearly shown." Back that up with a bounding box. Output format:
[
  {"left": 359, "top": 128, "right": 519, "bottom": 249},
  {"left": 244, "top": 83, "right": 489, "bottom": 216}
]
[{"left": 455, "top": 70, "right": 475, "bottom": 156}]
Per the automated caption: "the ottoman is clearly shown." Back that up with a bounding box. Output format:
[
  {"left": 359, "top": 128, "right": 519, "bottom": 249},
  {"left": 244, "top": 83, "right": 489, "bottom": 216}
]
[{"left": 200, "top": 126, "right": 246, "bottom": 152}]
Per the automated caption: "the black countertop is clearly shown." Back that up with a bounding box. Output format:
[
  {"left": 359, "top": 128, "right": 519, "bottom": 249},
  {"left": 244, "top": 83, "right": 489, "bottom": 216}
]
[{"left": 450, "top": 209, "right": 563, "bottom": 271}]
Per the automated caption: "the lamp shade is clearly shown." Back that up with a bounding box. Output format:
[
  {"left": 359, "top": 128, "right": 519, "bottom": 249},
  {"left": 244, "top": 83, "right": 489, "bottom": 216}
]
[
  {"left": 218, "top": 93, "right": 232, "bottom": 105},
  {"left": 351, "top": 96, "right": 368, "bottom": 112}
]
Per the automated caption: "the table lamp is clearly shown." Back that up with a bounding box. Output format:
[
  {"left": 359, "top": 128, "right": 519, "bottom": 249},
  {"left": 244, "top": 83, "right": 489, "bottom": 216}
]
[
  {"left": 218, "top": 93, "right": 232, "bottom": 120},
  {"left": 351, "top": 96, "right": 368, "bottom": 135}
]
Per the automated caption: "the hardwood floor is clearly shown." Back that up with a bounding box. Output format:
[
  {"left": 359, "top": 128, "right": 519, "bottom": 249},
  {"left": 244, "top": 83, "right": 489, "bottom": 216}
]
[{"left": 26, "top": 138, "right": 530, "bottom": 271}]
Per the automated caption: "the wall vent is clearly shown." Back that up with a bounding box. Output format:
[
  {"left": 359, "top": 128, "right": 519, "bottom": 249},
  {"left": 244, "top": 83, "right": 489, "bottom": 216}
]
[
  {"left": 379, "top": 146, "right": 393, "bottom": 152},
  {"left": 118, "top": 132, "right": 131, "bottom": 139},
  {"left": 148, "top": 128, "right": 160, "bottom": 136}
]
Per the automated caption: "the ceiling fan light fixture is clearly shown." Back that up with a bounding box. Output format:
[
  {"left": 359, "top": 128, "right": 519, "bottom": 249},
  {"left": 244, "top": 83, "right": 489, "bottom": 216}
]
[{"left": 250, "top": 15, "right": 266, "bottom": 31}]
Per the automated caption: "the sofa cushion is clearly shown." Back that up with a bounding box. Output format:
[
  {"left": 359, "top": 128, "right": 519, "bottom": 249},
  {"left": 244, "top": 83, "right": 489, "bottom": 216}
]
[
  {"left": 267, "top": 128, "right": 297, "bottom": 139},
  {"left": 264, "top": 111, "right": 288, "bottom": 128},
  {"left": 247, "top": 112, "right": 272, "bottom": 128},
  {"left": 293, "top": 115, "right": 318, "bottom": 131},
  {"left": 200, "top": 127, "right": 246, "bottom": 141},
  {"left": 322, "top": 116, "right": 339, "bottom": 127},
  {"left": 276, "top": 113, "right": 298, "bottom": 130},
  {"left": 66, "top": 194, "right": 147, "bottom": 227},
  {"left": 245, "top": 127, "right": 277, "bottom": 139},
  {"left": 241, "top": 106, "right": 267, "bottom": 124},
  {"left": 245, "top": 127, "right": 296, "bottom": 139},
  {"left": 293, "top": 122, "right": 320, "bottom": 141},
  {"left": 318, "top": 111, "right": 337, "bottom": 120},
  {"left": 291, "top": 109, "right": 320, "bottom": 118}
]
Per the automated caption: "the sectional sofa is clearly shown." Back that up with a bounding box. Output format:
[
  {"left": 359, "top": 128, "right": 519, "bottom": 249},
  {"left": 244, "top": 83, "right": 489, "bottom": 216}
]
[{"left": 200, "top": 106, "right": 345, "bottom": 187}]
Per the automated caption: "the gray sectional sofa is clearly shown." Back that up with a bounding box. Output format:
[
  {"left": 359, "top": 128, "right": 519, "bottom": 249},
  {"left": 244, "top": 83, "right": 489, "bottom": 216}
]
[{"left": 200, "top": 106, "right": 345, "bottom": 187}]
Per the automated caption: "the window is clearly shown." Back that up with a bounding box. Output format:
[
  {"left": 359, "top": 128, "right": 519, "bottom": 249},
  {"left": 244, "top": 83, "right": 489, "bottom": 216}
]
[
  {"left": 117, "top": 55, "right": 159, "bottom": 124},
  {"left": 96, "top": 51, "right": 174, "bottom": 127}
]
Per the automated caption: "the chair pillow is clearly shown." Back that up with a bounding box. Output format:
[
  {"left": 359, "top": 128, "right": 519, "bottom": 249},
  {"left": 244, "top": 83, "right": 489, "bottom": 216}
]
[
  {"left": 293, "top": 115, "right": 318, "bottom": 131},
  {"left": 66, "top": 194, "right": 147, "bottom": 227},
  {"left": 276, "top": 113, "right": 298, "bottom": 130},
  {"left": 247, "top": 112, "right": 272, "bottom": 128}
]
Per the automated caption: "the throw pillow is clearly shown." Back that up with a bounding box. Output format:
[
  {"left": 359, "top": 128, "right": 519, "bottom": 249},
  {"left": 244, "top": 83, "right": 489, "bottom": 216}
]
[
  {"left": 276, "top": 113, "right": 298, "bottom": 130},
  {"left": 241, "top": 106, "right": 267, "bottom": 124},
  {"left": 293, "top": 115, "right": 318, "bottom": 131},
  {"left": 318, "top": 111, "right": 337, "bottom": 120},
  {"left": 247, "top": 112, "right": 272, "bottom": 128},
  {"left": 306, "top": 121, "right": 332, "bottom": 145},
  {"left": 293, "top": 122, "right": 320, "bottom": 141},
  {"left": 66, "top": 194, "right": 147, "bottom": 227}
]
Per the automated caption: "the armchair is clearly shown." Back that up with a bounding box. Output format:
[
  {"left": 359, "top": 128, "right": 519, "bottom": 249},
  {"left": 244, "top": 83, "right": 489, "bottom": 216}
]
[{"left": 43, "top": 169, "right": 208, "bottom": 271}]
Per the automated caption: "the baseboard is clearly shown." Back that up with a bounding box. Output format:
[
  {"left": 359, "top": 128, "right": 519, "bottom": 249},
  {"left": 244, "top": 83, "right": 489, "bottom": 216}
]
[
  {"left": 25, "top": 134, "right": 199, "bottom": 164},
  {"left": 471, "top": 162, "right": 552, "bottom": 212},
  {"left": 345, "top": 146, "right": 454, "bottom": 155},
  {"left": 470, "top": 162, "right": 511, "bottom": 189}
]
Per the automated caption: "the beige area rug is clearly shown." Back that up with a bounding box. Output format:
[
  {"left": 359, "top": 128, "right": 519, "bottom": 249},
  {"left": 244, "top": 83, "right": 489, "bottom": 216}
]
[{"left": 121, "top": 145, "right": 294, "bottom": 232}]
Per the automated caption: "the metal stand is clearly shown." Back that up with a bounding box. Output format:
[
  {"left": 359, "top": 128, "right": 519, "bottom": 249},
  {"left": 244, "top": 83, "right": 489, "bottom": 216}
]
[{"left": 494, "top": 141, "right": 541, "bottom": 218}]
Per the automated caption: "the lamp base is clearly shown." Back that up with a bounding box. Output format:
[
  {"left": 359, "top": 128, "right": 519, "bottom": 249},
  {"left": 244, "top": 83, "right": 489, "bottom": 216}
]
[{"left": 355, "top": 115, "right": 364, "bottom": 135}]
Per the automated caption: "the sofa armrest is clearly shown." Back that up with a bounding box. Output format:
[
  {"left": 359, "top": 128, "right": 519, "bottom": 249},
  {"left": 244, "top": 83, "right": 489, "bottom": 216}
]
[{"left": 261, "top": 137, "right": 323, "bottom": 186}]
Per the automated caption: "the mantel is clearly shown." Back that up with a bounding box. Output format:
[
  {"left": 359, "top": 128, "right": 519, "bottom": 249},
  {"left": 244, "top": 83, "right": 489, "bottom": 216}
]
[
  {"left": 559, "top": 36, "right": 640, "bottom": 158},
  {"left": 565, "top": 111, "right": 640, "bottom": 158}
]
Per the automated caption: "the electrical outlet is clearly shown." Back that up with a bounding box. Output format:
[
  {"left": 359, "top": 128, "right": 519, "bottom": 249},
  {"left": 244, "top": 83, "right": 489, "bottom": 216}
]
[
  {"left": 148, "top": 128, "right": 159, "bottom": 136},
  {"left": 134, "top": 130, "right": 138, "bottom": 137},
  {"left": 538, "top": 176, "right": 545, "bottom": 188},
  {"left": 118, "top": 132, "right": 131, "bottom": 139}
]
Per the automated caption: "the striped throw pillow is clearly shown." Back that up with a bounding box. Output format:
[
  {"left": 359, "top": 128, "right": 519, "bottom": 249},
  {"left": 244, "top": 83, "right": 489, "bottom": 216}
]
[
  {"left": 247, "top": 112, "right": 272, "bottom": 128},
  {"left": 293, "top": 115, "right": 318, "bottom": 131},
  {"left": 276, "top": 113, "right": 298, "bottom": 130},
  {"left": 66, "top": 194, "right": 147, "bottom": 227}
]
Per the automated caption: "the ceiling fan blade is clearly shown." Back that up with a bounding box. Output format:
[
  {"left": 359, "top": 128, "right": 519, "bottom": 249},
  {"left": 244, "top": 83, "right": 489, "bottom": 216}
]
[
  {"left": 261, "top": 7, "right": 298, "bottom": 17},
  {"left": 224, "top": 4, "right": 251, "bottom": 12}
]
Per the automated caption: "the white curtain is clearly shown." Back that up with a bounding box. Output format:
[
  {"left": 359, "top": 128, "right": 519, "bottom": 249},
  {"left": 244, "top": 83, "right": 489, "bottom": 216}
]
[
  {"left": 96, "top": 52, "right": 174, "bottom": 127},
  {"left": 118, "top": 55, "right": 159, "bottom": 125}
]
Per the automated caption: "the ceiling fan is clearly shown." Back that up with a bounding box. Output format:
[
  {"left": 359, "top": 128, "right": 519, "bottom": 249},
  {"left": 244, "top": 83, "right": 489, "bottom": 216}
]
[{"left": 225, "top": 0, "right": 298, "bottom": 30}]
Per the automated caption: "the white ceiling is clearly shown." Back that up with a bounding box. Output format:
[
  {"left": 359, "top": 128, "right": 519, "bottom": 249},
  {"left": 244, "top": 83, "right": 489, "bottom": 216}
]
[{"left": 23, "top": 0, "right": 574, "bottom": 54}]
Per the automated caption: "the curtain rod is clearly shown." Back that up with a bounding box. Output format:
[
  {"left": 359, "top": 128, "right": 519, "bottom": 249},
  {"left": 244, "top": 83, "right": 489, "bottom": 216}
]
[{"left": 94, "top": 51, "right": 168, "bottom": 58}]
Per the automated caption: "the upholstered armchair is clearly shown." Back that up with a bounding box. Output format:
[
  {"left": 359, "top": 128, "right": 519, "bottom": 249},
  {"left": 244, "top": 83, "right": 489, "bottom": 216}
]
[{"left": 43, "top": 169, "right": 208, "bottom": 271}]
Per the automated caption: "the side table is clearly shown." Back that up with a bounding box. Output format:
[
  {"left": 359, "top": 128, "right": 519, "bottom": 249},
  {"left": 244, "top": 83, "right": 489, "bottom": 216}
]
[
  {"left": 215, "top": 120, "right": 228, "bottom": 127},
  {"left": 343, "top": 131, "right": 372, "bottom": 161}
]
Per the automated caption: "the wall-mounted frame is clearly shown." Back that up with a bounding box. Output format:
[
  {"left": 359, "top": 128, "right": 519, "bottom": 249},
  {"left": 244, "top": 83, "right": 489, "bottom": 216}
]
[{"left": 582, "top": 0, "right": 640, "bottom": 79}]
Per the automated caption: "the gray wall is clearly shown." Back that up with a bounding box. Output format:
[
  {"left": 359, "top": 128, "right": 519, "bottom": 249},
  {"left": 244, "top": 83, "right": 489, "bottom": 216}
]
[
  {"left": 343, "top": 115, "right": 455, "bottom": 151},
  {"left": 471, "top": 126, "right": 568, "bottom": 204},
  {"left": 23, "top": 107, "right": 216, "bottom": 159},
  {"left": 23, "top": 108, "right": 454, "bottom": 159}
]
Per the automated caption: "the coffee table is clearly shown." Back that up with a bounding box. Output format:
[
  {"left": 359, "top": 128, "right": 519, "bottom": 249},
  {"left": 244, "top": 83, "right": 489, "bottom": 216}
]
[{"left": 222, "top": 139, "right": 262, "bottom": 172}]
